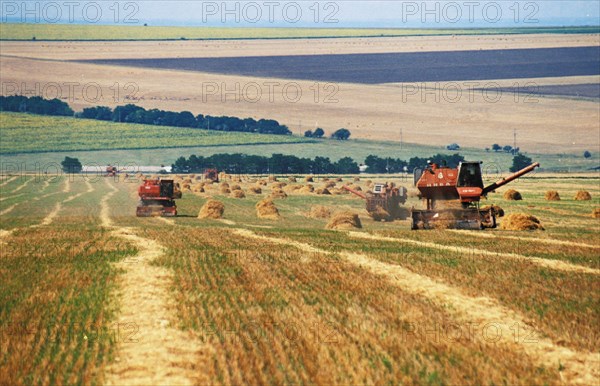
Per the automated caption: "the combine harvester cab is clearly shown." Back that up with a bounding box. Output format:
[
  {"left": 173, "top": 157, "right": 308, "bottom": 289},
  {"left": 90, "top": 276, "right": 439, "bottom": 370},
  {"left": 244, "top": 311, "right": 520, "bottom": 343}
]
[
  {"left": 411, "top": 161, "right": 539, "bottom": 230},
  {"left": 136, "top": 179, "right": 181, "bottom": 217}
]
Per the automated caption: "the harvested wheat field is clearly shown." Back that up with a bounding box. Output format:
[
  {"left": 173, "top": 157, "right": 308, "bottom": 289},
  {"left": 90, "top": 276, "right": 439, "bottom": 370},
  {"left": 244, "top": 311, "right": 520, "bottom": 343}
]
[{"left": 0, "top": 173, "right": 599, "bottom": 385}]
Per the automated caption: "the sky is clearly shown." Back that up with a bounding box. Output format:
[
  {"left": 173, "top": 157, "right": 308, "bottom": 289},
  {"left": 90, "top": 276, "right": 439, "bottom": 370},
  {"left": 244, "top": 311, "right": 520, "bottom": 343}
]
[{"left": 2, "top": 1, "right": 599, "bottom": 27}]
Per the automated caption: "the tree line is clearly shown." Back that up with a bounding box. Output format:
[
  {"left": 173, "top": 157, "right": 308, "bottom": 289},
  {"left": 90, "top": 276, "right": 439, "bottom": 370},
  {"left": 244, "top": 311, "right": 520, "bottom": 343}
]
[
  {"left": 171, "top": 153, "right": 466, "bottom": 175},
  {"left": 0, "top": 96, "right": 292, "bottom": 136}
]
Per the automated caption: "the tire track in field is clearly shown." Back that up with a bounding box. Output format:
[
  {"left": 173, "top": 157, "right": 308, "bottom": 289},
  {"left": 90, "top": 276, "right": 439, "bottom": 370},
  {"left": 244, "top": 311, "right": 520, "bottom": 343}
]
[
  {"left": 0, "top": 204, "right": 18, "bottom": 216},
  {"left": 0, "top": 176, "right": 18, "bottom": 187},
  {"left": 231, "top": 227, "right": 600, "bottom": 385},
  {"left": 10, "top": 176, "right": 31, "bottom": 193},
  {"left": 0, "top": 193, "right": 25, "bottom": 202},
  {"left": 448, "top": 229, "right": 600, "bottom": 249},
  {"left": 101, "top": 179, "right": 208, "bottom": 386},
  {"left": 348, "top": 232, "right": 599, "bottom": 275}
]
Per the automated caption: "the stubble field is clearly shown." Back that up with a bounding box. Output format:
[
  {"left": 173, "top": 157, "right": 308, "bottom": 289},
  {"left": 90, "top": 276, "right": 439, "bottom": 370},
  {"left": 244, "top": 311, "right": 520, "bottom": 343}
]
[{"left": 0, "top": 172, "right": 598, "bottom": 385}]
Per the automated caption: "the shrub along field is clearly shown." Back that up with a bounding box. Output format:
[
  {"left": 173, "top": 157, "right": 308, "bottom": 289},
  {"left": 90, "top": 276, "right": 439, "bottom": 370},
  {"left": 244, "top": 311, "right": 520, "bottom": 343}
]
[{"left": 0, "top": 172, "right": 598, "bottom": 384}]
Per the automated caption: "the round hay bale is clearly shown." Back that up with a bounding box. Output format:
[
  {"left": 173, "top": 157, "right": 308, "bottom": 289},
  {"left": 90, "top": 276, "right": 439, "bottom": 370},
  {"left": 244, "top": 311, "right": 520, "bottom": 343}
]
[
  {"left": 309, "top": 205, "right": 331, "bottom": 219},
  {"left": 220, "top": 182, "right": 230, "bottom": 188},
  {"left": 326, "top": 212, "right": 362, "bottom": 230},
  {"left": 230, "top": 184, "right": 242, "bottom": 191},
  {"left": 304, "top": 176, "right": 314, "bottom": 182},
  {"left": 544, "top": 191, "right": 561, "bottom": 201},
  {"left": 315, "top": 188, "right": 331, "bottom": 195},
  {"left": 231, "top": 189, "right": 246, "bottom": 198},
  {"left": 300, "top": 184, "right": 314, "bottom": 194},
  {"left": 270, "top": 189, "right": 288, "bottom": 199},
  {"left": 258, "top": 180, "right": 268, "bottom": 186},
  {"left": 354, "top": 177, "right": 360, "bottom": 182},
  {"left": 220, "top": 187, "right": 231, "bottom": 194},
  {"left": 249, "top": 186, "right": 262, "bottom": 194},
  {"left": 256, "top": 199, "right": 280, "bottom": 219},
  {"left": 481, "top": 205, "right": 505, "bottom": 217},
  {"left": 574, "top": 190, "right": 592, "bottom": 201},
  {"left": 503, "top": 189, "right": 522, "bottom": 200},
  {"left": 592, "top": 208, "right": 600, "bottom": 218},
  {"left": 288, "top": 176, "right": 297, "bottom": 182},
  {"left": 324, "top": 181, "right": 336, "bottom": 189},
  {"left": 500, "top": 213, "right": 544, "bottom": 231},
  {"left": 198, "top": 200, "right": 224, "bottom": 219}
]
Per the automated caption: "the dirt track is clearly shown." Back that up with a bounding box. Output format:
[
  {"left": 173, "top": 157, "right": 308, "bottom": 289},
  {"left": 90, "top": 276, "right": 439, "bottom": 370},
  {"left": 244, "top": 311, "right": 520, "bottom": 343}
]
[{"left": 101, "top": 180, "right": 209, "bottom": 386}]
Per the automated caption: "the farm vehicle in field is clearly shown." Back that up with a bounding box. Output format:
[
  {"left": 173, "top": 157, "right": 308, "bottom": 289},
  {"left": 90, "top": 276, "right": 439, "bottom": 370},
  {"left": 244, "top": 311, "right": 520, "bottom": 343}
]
[
  {"left": 343, "top": 183, "right": 408, "bottom": 221},
  {"left": 136, "top": 179, "right": 182, "bottom": 217},
  {"left": 411, "top": 161, "right": 539, "bottom": 230}
]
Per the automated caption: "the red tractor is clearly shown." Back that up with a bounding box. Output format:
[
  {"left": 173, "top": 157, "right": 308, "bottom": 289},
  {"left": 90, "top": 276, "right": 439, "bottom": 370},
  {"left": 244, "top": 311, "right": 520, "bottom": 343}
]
[{"left": 136, "top": 179, "right": 182, "bottom": 217}]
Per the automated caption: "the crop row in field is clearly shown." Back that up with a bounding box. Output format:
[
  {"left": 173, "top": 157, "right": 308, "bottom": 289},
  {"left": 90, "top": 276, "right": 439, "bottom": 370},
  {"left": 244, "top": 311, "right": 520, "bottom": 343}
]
[
  {"left": 86, "top": 47, "right": 600, "bottom": 84},
  {"left": 0, "top": 112, "right": 306, "bottom": 154},
  {"left": 1, "top": 24, "right": 597, "bottom": 41}
]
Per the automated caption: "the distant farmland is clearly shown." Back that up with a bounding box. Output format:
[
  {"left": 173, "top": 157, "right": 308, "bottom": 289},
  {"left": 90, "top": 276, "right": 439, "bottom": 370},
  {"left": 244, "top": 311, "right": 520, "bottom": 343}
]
[{"left": 84, "top": 46, "right": 600, "bottom": 84}]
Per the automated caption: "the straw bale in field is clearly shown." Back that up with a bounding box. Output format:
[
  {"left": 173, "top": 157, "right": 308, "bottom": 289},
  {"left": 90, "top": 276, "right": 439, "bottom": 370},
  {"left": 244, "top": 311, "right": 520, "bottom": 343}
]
[
  {"left": 544, "top": 191, "right": 560, "bottom": 201},
  {"left": 198, "top": 200, "right": 224, "bottom": 219},
  {"left": 256, "top": 199, "right": 280, "bottom": 219},
  {"left": 503, "top": 189, "right": 522, "bottom": 200},
  {"left": 500, "top": 213, "right": 544, "bottom": 230},
  {"left": 326, "top": 212, "right": 362, "bottom": 230},
  {"left": 574, "top": 190, "right": 592, "bottom": 200}
]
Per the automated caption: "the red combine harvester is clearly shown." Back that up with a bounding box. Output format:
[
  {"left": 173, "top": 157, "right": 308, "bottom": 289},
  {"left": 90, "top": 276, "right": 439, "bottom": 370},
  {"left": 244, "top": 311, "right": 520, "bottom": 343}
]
[
  {"left": 412, "top": 161, "right": 539, "bottom": 230},
  {"left": 136, "top": 179, "right": 182, "bottom": 217}
]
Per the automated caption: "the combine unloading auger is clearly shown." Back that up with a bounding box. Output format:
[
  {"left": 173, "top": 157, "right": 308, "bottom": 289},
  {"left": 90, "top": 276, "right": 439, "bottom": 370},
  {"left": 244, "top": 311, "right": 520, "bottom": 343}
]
[{"left": 411, "top": 162, "right": 539, "bottom": 230}]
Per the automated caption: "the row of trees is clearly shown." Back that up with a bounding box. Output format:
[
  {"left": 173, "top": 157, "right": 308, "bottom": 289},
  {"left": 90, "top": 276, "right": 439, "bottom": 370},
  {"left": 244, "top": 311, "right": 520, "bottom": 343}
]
[
  {"left": 171, "top": 153, "right": 466, "bottom": 175},
  {"left": 82, "top": 104, "right": 292, "bottom": 135},
  {"left": 489, "top": 144, "right": 520, "bottom": 155},
  {"left": 172, "top": 154, "right": 360, "bottom": 174},
  {"left": 0, "top": 96, "right": 292, "bottom": 136},
  {"left": 364, "top": 153, "right": 465, "bottom": 173},
  {"left": 0, "top": 95, "right": 73, "bottom": 116}
]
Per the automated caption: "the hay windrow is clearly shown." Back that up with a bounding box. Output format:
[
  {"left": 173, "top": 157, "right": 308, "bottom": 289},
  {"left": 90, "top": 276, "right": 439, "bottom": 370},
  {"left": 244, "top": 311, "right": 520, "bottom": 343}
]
[
  {"left": 256, "top": 199, "right": 280, "bottom": 219},
  {"left": 574, "top": 190, "right": 592, "bottom": 201},
  {"left": 503, "top": 189, "right": 522, "bottom": 200},
  {"left": 500, "top": 213, "right": 544, "bottom": 231},
  {"left": 326, "top": 212, "right": 362, "bottom": 230},
  {"left": 308, "top": 205, "right": 332, "bottom": 219},
  {"left": 544, "top": 191, "right": 561, "bottom": 201},
  {"left": 198, "top": 200, "right": 225, "bottom": 219}
]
